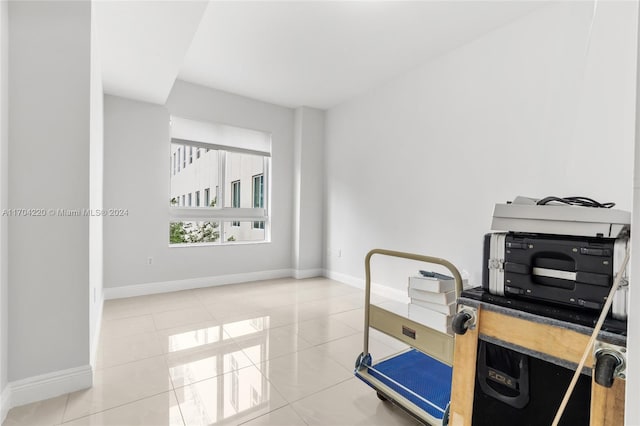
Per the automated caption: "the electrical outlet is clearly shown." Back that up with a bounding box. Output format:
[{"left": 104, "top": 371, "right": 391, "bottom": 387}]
[
  {"left": 337, "top": 249, "right": 342, "bottom": 258},
  {"left": 147, "top": 257, "right": 153, "bottom": 265}
]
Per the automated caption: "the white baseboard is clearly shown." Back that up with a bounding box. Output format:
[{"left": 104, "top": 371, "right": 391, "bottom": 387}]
[
  {"left": 104, "top": 268, "right": 294, "bottom": 300},
  {"left": 323, "top": 269, "right": 409, "bottom": 303},
  {"left": 293, "top": 268, "right": 323, "bottom": 279},
  {"left": 10, "top": 364, "right": 92, "bottom": 408},
  {"left": 1, "top": 384, "right": 11, "bottom": 424}
]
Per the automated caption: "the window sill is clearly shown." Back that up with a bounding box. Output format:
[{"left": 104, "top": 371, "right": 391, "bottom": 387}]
[{"left": 168, "top": 240, "right": 271, "bottom": 248}]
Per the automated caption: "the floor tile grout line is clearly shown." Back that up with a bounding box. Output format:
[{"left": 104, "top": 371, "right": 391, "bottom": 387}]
[
  {"left": 282, "top": 375, "right": 355, "bottom": 406},
  {"left": 239, "top": 332, "right": 360, "bottom": 366},
  {"left": 105, "top": 302, "right": 211, "bottom": 324},
  {"left": 169, "top": 362, "right": 259, "bottom": 392},
  {"left": 170, "top": 387, "right": 188, "bottom": 426},
  {"left": 236, "top": 403, "right": 311, "bottom": 426},
  {"left": 105, "top": 293, "right": 206, "bottom": 321},
  {"left": 59, "top": 388, "right": 176, "bottom": 424},
  {"left": 287, "top": 402, "right": 312, "bottom": 426},
  {"left": 93, "top": 351, "right": 168, "bottom": 373},
  {"left": 57, "top": 393, "right": 71, "bottom": 426},
  {"left": 6, "top": 280, "right": 391, "bottom": 426}
]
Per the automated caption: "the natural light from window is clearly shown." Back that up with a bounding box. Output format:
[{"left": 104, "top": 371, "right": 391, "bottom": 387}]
[{"left": 168, "top": 117, "right": 271, "bottom": 246}]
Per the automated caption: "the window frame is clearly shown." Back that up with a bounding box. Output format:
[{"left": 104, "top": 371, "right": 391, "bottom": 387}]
[
  {"left": 252, "top": 174, "right": 265, "bottom": 229},
  {"left": 169, "top": 138, "right": 271, "bottom": 246},
  {"left": 231, "top": 180, "right": 240, "bottom": 227}
]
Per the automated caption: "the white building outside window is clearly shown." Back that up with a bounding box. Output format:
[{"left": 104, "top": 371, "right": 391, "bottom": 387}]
[{"left": 169, "top": 117, "right": 271, "bottom": 246}]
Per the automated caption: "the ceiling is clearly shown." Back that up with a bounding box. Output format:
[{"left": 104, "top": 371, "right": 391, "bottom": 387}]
[{"left": 95, "top": 1, "right": 545, "bottom": 109}]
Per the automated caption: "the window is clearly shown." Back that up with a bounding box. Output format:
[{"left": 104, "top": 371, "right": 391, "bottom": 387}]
[
  {"left": 252, "top": 174, "right": 264, "bottom": 229},
  {"left": 231, "top": 181, "right": 240, "bottom": 227},
  {"left": 168, "top": 116, "right": 271, "bottom": 246}
]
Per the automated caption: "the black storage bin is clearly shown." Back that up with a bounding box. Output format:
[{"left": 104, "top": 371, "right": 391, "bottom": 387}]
[{"left": 472, "top": 340, "right": 591, "bottom": 426}]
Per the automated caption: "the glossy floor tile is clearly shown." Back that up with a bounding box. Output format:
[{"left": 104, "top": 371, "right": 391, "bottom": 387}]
[
  {"left": 95, "top": 331, "right": 164, "bottom": 369},
  {"left": 2, "top": 395, "right": 68, "bottom": 426},
  {"left": 240, "top": 405, "right": 306, "bottom": 426},
  {"left": 62, "top": 391, "right": 184, "bottom": 426},
  {"left": 3, "top": 278, "right": 420, "bottom": 426},
  {"left": 257, "top": 346, "right": 352, "bottom": 402},
  {"left": 292, "top": 378, "right": 421, "bottom": 425},
  {"left": 175, "top": 365, "right": 289, "bottom": 426},
  {"left": 63, "top": 356, "right": 173, "bottom": 422}
]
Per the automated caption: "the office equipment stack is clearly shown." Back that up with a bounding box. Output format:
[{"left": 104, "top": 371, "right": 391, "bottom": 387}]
[
  {"left": 485, "top": 196, "right": 631, "bottom": 319},
  {"left": 408, "top": 274, "right": 468, "bottom": 335}
]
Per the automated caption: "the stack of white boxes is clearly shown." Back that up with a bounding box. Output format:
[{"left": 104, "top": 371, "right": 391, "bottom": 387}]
[{"left": 407, "top": 273, "right": 468, "bottom": 335}]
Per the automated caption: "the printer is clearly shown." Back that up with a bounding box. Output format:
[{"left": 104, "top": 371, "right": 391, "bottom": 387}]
[{"left": 483, "top": 196, "right": 630, "bottom": 320}]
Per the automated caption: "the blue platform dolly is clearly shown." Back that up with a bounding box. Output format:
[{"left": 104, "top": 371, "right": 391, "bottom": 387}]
[{"left": 355, "top": 249, "right": 463, "bottom": 426}]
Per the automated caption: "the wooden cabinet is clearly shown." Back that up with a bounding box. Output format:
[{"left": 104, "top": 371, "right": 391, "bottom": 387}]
[{"left": 449, "top": 300, "right": 625, "bottom": 426}]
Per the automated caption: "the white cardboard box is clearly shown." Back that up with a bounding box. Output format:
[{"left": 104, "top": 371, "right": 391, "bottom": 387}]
[
  {"left": 408, "top": 275, "right": 470, "bottom": 293},
  {"left": 408, "top": 287, "right": 456, "bottom": 305},
  {"left": 410, "top": 298, "right": 456, "bottom": 315},
  {"left": 376, "top": 301, "right": 453, "bottom": 335},
  {"left": 408, "top": 303, "right": 452, "bottom": 335}
]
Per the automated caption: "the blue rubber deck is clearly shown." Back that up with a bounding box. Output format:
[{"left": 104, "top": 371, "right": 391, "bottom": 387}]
[{"left": 357, "top": 349, "right": 452, "bottom": 420}]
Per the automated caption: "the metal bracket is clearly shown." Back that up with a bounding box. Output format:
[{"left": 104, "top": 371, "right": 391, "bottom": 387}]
[
  {"left": 594, "top": 341, "right": 627, "bottom": 379},
  {"left": 456, "top": 305, "right": 478, "bottom": 331},
  {"left": 488, "top": 258, "right": 504, "bottom": 271}
]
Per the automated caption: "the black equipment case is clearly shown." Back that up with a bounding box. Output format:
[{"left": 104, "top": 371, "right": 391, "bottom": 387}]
[{"left": 482, "top": 232, "right": 629, "bottom": 320}]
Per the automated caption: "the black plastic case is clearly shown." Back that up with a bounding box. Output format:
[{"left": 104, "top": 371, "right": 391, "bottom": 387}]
[{"left": 482, "top": 232, "right": 628, "bottom": 319}]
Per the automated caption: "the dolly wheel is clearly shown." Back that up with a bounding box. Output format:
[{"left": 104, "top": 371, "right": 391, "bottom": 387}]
[
  {"left": 594, "top": 352, "right": 622, "bottom": 388},
  {"left": 452, "top": 311, "right": 472, "bottom": 335},
  {"left": 376, "top": 392, "right": 387, "bottom": 401}
]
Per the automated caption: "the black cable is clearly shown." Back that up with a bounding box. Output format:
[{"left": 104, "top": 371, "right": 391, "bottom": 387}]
[{"left": 536, "top": 196, "right": 615, "bottom": 208}]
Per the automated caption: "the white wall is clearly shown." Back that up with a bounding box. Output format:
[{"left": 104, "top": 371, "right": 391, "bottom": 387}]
[
  {"left": 293, "top": 107, "right": 325, "bottom": 277},
  {"left": 103, "top": 95, "right": 170, "bottom": 290},
  {"left": 103, "top": 82, "right": 295, "bottom": 292},
  {"left": 89, "top": 2, "right": 104, "bottom": 368},
  {"left": 8, "top": 0, "right": 91, "bottom": 386},
  {"left": 627, "top": 4, "right": 640, "bottom": 424},
  {"left": 325, "top": 1, "right": 637, "bottom": 292},
  {"left": 0, "top": 0, "right": 9, "bottom": 419}
]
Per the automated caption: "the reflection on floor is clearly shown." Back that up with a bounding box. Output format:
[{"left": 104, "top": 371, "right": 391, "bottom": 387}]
[{"left": 3, "top": 278, "right": 421, "bottom": 425}]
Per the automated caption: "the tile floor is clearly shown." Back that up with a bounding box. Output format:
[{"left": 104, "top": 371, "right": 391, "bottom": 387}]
[{"left": 3, "top": 278, "right": 421, "bottom": 426}]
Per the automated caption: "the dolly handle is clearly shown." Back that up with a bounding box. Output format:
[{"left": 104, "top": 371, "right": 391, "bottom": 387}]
[{"left": 362, "top": 248, "right": 464, "bottom": 356}]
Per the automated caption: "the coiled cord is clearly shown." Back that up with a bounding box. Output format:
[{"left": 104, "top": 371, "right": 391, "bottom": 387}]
[{"left": 536, "top": 196, "right": 615, "bottom": 209}]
